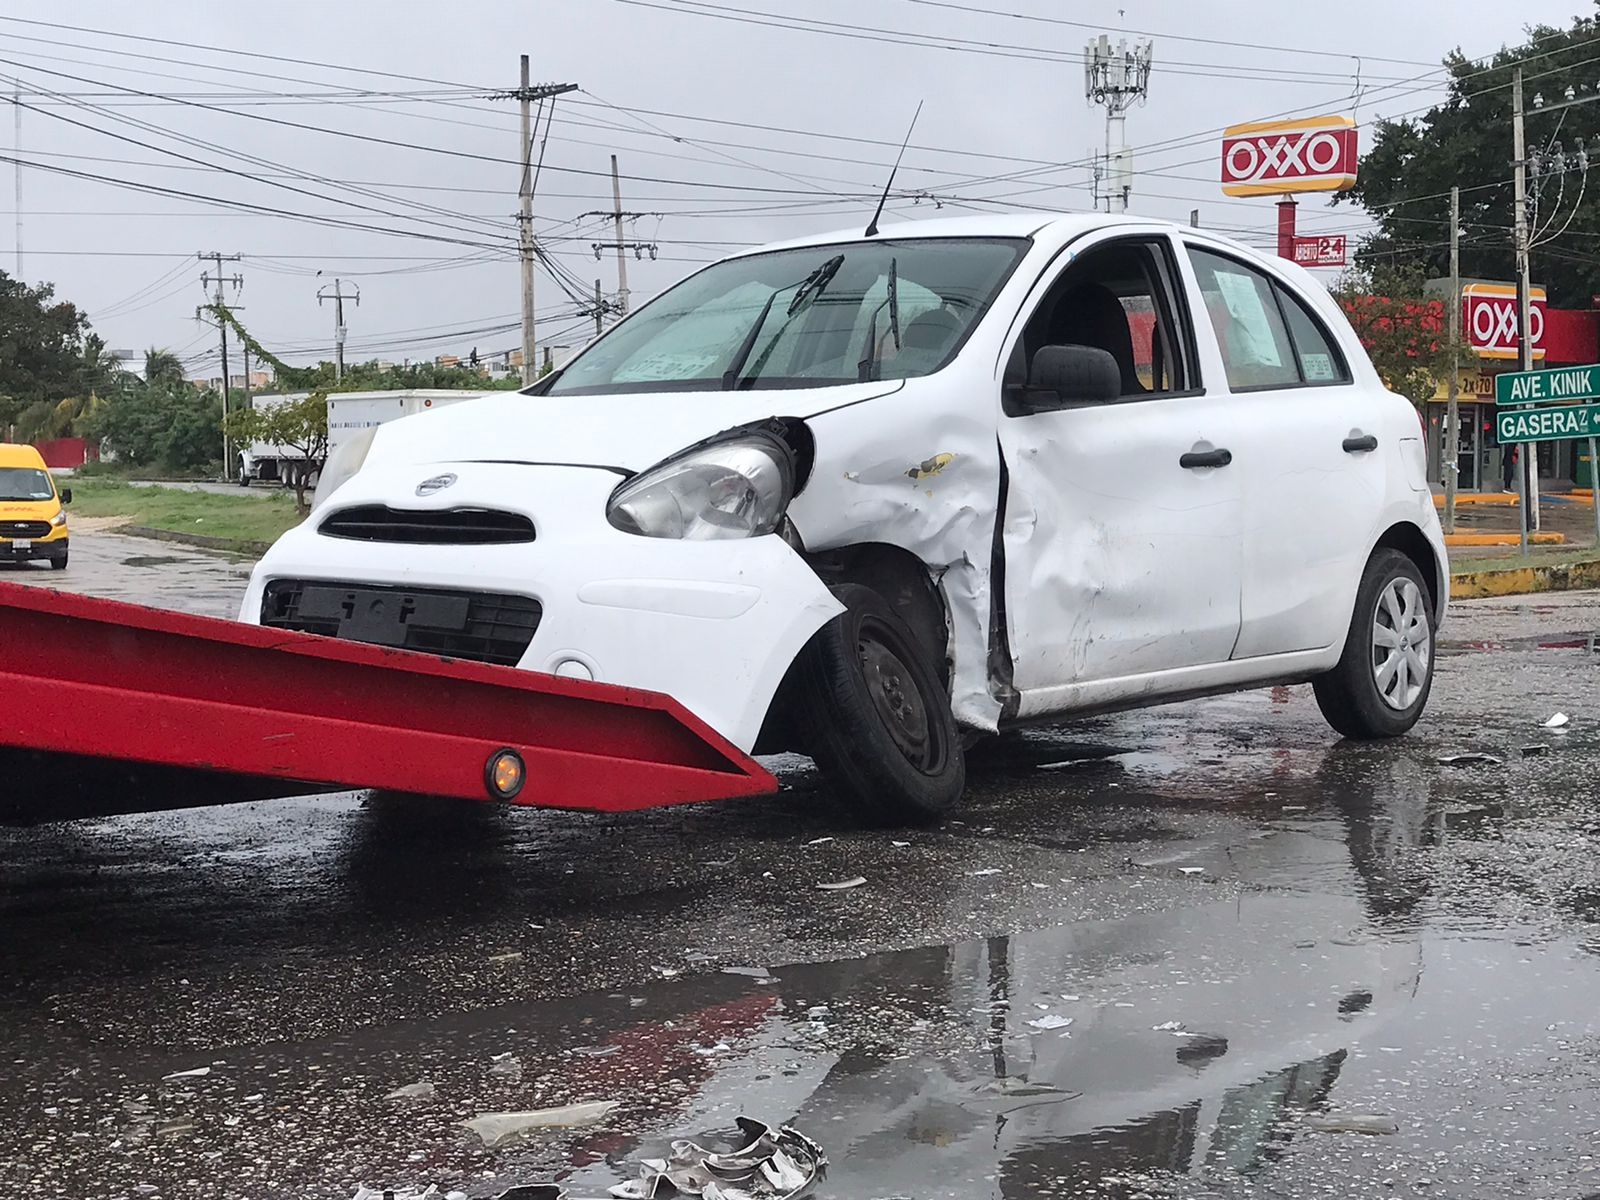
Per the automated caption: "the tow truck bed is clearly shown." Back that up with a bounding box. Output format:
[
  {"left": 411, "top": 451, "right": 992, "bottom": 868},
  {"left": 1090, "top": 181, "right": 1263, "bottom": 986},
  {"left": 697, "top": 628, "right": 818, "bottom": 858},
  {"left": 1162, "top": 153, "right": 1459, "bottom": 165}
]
[{"left": 0, "top": 580, "right": 776, "bottom": 823}]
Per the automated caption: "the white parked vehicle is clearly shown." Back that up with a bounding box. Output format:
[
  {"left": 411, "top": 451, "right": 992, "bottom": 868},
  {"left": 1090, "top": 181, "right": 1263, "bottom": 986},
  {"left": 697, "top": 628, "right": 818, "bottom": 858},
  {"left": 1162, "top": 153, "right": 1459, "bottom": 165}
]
[{"left": 243, "top": 214, "right": 1447, "bottom": 823}]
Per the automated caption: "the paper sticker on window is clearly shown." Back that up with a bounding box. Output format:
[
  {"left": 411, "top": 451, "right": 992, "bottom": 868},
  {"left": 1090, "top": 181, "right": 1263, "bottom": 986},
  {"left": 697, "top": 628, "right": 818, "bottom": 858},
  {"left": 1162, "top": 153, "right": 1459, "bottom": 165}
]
[
  {"left": 1213, "top": 271, "right": 1283, "bottom": 367},
  {"left": 615, "top": 352, "right": 722, "bottom": 382},
  {"left": 1302, "top": 352, "right": 1336, "bottom": 382}
]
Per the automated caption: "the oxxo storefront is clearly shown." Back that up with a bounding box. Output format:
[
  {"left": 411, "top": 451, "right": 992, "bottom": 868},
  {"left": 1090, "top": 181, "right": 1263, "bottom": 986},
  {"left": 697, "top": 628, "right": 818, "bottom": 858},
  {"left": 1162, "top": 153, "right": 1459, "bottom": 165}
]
[{"left": 1423, "top": 296, "right": 1599, "bottom": 491}]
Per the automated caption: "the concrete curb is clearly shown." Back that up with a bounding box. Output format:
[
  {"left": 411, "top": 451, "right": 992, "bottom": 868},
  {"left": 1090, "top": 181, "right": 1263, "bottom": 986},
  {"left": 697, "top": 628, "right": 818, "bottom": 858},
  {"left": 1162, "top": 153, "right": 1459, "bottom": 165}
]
[
  {"left": 1451, "top": 558, "right": 1600, "bottom": 599},
  {"left": 122, "top": 526, "right": 272, "bottom": 557}
]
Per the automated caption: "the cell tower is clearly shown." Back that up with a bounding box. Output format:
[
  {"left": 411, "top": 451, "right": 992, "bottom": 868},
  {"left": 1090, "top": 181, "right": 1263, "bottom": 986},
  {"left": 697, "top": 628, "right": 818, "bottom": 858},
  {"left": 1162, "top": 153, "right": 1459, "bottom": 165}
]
[{"left": 1085, "top": 35, "right": 1154, "bottom": 213}]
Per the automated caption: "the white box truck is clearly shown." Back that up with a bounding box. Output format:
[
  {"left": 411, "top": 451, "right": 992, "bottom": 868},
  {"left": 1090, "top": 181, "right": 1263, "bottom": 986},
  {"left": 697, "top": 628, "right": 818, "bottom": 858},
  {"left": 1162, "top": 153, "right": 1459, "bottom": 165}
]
[{"left": 238, "top": 389, "right": 489, "bottom": 486}]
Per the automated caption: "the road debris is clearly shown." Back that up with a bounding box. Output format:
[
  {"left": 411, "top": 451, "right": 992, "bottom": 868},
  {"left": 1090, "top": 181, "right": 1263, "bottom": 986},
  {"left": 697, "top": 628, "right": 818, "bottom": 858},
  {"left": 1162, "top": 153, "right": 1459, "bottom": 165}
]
[
  {"left": 804, "top": 836, "right": 835, "bottom": 846},
  {"left": 488, "top": 1052, "right": 523, "bottom": 1078},
  {"left": 1025, "top": 1014, "right": 1074, "bottom": 1032},
  {"left": 1303, "top": 1113, "right": 1400, "bottom": 1135},
  {"left": 608, "top": 1117, "right": 826, "bottom": 1200},
  {"left": 1521, "top": 744, "right": 1550, "bottom": 756},
  {"left": 1545, "top": 712, "right": 1570, "bottom": 728},
  {"left": 1438, "top": 752, "right": 1505, "bottom": 766},
  {"left": 815, "top": 876, "right": 866, "bottom": 891},
  {"left": 461, "top": 1101, "right": 620, "bottom": 1148},
  {"left": 161, "top": 1066, "right": 211, "bottom": 1080},
  {"left": 966, "top": 868, "right": 1002, "bottom": 877},
  {"left": 1178, "top": 867, "right": 1205, "bottom": 876},
  {"left": 384, "top": 1081, "right": 436, "bottom": 1101}
]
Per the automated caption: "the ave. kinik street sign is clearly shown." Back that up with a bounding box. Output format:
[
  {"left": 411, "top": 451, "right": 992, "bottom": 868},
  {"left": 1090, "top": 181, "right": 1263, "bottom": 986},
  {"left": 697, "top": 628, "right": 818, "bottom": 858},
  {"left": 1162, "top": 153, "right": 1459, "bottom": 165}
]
[{"left": 1494, "top": 364, "right": 1600, "bottom": 406}]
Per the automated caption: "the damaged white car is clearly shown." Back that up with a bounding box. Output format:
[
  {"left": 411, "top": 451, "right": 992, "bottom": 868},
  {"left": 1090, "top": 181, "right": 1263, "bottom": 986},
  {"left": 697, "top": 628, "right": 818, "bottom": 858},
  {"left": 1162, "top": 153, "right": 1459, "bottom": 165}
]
[{"left": 243, "top": 213, "right": 1447, "bottom": 823}]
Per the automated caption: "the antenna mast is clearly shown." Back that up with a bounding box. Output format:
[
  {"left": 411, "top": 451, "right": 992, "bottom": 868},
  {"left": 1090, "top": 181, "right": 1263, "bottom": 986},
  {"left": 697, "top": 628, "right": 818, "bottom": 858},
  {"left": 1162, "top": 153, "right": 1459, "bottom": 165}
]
[{"left": 1085, "top": 35, "right": 1154, "bottom": 214}]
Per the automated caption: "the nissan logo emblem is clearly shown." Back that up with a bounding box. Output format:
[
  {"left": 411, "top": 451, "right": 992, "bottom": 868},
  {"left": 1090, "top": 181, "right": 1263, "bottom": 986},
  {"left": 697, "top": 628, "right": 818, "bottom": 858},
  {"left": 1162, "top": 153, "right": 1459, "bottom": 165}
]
[{"left": 415, "top": 472, "right": 457, "bottom": 497}]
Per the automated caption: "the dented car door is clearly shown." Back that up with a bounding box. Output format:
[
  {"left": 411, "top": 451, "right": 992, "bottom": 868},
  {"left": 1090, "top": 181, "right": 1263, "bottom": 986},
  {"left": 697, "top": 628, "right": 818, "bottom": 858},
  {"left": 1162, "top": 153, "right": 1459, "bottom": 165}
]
[{"left": 995, "top": 230, "right": 1245, "bottom": 711}]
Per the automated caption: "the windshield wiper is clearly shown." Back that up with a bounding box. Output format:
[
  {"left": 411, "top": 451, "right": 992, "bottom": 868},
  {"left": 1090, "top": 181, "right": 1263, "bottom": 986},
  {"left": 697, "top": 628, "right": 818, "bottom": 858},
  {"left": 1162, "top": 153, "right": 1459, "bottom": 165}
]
[
  {"left": 722, "top": 254, "right": 845, "bottom": 390},
  {"left": 857, "top": 257, "right": 900, "bottom": 382}
]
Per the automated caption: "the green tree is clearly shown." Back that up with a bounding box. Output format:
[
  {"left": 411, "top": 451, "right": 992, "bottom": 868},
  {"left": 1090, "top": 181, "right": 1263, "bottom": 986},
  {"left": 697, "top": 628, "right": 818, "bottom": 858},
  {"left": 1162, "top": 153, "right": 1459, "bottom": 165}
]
[
  {"left": 1333, "top": 261, "right": 1456, "bottom": 408},
  {"left": 1338, "top": 13, "right": 1600, "bottom": 305},
  {"left": 143, "top": 347, "right": 188, "bottom": 390},
  {"left": 223, "top": 393, "right": 328, "bottom": 514},
  {"left": 0, "top": 271, "right": 95, "bottom": 435}
]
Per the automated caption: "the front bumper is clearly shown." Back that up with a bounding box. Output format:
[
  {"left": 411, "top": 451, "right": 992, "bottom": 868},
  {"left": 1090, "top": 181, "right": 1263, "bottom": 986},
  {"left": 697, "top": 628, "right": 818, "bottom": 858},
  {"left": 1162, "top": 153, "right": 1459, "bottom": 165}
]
[
  {"left": 0, "top": 534, "right": 67, "bottom": 563},
  {"left": 241, "top": 464, "right": 844, "bottom": 753}
]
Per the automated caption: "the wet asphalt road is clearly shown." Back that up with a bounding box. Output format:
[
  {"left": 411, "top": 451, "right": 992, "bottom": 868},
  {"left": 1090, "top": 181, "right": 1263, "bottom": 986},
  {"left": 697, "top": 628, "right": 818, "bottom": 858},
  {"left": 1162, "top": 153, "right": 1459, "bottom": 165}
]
[{"left": 2, "top": 534, "right": 1600, "bottom": 1200}]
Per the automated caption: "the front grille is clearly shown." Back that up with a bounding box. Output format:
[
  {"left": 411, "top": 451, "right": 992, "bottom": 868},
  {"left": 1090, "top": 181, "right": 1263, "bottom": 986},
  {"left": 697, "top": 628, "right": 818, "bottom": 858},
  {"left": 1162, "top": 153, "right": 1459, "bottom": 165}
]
[
  {"left": 261, "top": 580, "right": 541, "bottom": 667},
  {"left": 0, "top": 521, "right": 51, "bottom": 539},
  {"left": 319, "top": 505, "right": 536, "bottom": 545}
]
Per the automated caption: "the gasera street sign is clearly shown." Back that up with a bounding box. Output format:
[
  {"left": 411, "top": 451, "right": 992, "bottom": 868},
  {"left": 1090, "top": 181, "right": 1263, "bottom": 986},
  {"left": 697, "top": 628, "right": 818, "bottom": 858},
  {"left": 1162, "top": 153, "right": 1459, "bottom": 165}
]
[
  {"left": 1495, "top": 364, "right": 1600, "bottom": 406},
  {"left": 1495, "top": 402, "right": 1600, "bottom": 443}
]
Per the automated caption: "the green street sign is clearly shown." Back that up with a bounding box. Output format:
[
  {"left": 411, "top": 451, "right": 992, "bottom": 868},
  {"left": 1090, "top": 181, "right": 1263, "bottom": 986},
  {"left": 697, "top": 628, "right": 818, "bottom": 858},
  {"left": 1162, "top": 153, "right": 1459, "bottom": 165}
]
[
  {"left": 1495, "top": 364, "right": 1600, "bottom": 406},
  {"left": 1496, "top": 402, "right": 1600, "bottom": 443}
]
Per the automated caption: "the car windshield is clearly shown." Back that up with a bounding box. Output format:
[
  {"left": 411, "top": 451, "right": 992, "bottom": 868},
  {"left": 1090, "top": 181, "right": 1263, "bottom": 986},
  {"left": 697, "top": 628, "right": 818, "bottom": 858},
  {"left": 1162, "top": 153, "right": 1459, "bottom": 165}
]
[
  {"left": 546, "top": 237, "right": 1030, "bottom": 395},
  {"left": 0, "top": 467, "right": 55, "bottom": 502}
]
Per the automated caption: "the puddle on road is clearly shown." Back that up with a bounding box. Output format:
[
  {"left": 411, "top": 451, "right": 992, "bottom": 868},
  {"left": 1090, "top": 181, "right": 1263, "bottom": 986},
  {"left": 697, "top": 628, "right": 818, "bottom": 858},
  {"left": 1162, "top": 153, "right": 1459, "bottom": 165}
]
[{"left": 120, "top": 555, "right": 190, "bottom": 568}]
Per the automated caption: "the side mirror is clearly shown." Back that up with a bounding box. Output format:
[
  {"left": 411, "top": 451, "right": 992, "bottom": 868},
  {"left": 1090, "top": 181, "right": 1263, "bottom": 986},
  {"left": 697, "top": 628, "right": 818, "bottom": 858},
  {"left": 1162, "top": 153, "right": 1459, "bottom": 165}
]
[
  {"left": 1018, "top": 344, "right": 1122, "bottom": 412},
  {"left": 59, "top": 487, "right": 73, "bottom": 505}
]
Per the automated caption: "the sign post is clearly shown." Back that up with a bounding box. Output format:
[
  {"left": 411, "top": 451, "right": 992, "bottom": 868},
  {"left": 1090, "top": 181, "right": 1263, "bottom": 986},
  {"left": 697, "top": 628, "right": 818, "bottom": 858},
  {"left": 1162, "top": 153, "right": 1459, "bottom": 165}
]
[{"left": 1495, "top": 364, "right": 1600, "bottom": 554}]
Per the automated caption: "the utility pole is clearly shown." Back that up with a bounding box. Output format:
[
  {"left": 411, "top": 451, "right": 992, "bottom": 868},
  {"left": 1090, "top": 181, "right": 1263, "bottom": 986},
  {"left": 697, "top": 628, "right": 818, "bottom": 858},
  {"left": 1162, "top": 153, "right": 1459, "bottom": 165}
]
[
  {"left": 1512, "top": 69, "right": 1533, "bottom": 555},
  {"left": 317, "top": 278, "right": 360, "bottom": 381},
  {"left": 1084, "top": 35, "right": 1154, "bottom": 213},
  {"left": 611, "top": 155, "right": 631, "bottom": 316},
  {"left": 491, "top": 57, "right": 577, "bottom": 385},
  {"left": 1444, "top": 185, "right": 1461, "bottom": 534},
  {"left": 197, "top": 252, "right": 242, "bottom": 481},
  {"left": 12, "top": 82, "right": 20, "bottom": 277},
  {"left": 594, "top": 279, "right": 604, "bottom": 338}
]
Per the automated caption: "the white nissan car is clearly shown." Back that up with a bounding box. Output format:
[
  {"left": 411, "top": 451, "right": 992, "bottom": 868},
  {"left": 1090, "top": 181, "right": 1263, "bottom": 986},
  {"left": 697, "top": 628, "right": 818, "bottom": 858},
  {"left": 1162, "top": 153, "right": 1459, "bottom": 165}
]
[{"left": 244, "top": 214, "right": 1447, "bottom": 823}]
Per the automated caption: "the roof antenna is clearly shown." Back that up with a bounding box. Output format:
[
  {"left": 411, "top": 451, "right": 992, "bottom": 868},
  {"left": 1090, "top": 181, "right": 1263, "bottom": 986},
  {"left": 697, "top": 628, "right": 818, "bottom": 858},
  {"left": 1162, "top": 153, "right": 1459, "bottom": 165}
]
[{"left": 865, "top": 100, "right": 923, "bottom": 238}]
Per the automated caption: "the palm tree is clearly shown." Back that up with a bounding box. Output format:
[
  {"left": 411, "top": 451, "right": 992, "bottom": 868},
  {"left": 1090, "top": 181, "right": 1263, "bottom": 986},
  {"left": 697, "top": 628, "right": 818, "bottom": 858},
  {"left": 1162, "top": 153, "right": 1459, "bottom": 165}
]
[{"left": 143, "top": 347, "right": 188, "bottom": 390}]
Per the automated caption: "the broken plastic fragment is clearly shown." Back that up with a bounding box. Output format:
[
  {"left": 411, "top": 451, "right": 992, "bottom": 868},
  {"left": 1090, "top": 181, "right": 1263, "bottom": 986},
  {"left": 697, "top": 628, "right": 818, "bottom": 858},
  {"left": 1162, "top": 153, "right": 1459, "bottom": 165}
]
[
  {"left": 966, "top": 868, "right": 1002, "bottom": 877},
  {"left": 1438, "top": 752, "right": 1504, "bottom": 766},
  {"left": 462, "top": 1101, "right": 619, "bottom": 1147},
  {"left": 384, "top": 1081, "right": 436, "bottom": 1101},
  {"left": 488, "top": 1052, "right": 523, "bottom": 1078},
  {"left": 161, "top": 1066, "right": 210, "bottom": 1080},
  {"left": 1545, "top": 712, "right": 1570, "bottom": 728},
  {"left": 815, "top": 877, "right": 866, "bottom": 891},
  {"left": 610, "top": 1117, "right": 826, "bottom": 1200},
  {"left": 1152, "top": 1021, "right": 1186, "bottom": 1031},
  {"left": 1026, "top": 1014, "right": 1074, "bottom": 1031},
  {"left": 1178, "top": 867, "right": 1205, "bottom": 876},
  {"left": 805, "top": 836, "right": 834, "bottom": 846}
]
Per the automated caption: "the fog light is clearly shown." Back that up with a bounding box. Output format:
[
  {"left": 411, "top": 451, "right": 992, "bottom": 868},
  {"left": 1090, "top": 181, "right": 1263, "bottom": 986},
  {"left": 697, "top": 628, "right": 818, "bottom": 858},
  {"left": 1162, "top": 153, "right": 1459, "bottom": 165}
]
[
  {"left": 553, "top": 657, "right": 594, "bottom": 681},
  {"left": 485, "top": 748, "right": 526, "bottom": 800}
]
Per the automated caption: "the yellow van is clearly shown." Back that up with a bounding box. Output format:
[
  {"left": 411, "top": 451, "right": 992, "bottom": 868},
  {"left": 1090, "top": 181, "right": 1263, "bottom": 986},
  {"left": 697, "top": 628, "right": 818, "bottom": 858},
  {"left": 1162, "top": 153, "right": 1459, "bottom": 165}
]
[{"left": 0, "top": 443, "right": 71, "bottom": 570}]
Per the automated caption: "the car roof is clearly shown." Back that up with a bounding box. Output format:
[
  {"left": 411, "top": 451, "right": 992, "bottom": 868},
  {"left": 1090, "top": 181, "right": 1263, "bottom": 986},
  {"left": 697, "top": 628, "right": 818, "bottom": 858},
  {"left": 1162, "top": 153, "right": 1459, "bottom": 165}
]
[
  {"left": 0, "top": 443, "right": 49, "bottom": 468},
  {"left": 738, "top": 212, "right": 1178, "bottom": 257}
]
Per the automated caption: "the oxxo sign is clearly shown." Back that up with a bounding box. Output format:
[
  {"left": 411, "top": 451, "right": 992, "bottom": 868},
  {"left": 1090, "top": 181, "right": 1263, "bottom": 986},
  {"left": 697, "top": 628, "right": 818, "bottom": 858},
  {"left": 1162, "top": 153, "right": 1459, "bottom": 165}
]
[
  {"left": 1220, "top": 115, "right": 1359, "bottom": 197},
  {"left": 1463, "top": 283, "right": 1546, "bottom": 361}
]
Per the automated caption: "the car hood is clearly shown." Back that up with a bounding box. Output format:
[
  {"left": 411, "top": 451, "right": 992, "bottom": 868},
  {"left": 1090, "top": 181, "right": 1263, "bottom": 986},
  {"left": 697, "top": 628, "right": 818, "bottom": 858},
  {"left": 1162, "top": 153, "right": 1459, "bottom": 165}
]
[{"left": 367, "top": 381, "right": 905, "bottom": 473}]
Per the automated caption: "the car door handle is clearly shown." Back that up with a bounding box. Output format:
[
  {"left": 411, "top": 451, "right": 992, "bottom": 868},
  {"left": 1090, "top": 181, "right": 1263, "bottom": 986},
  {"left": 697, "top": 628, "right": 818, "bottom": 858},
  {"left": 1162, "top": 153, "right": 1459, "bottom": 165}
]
[
  {"left": 1342, "top": 434, "right": 1379, "bottom": 453},
  {"left": 1179, "top": 448, "right": 1233, "bottom": 469}
]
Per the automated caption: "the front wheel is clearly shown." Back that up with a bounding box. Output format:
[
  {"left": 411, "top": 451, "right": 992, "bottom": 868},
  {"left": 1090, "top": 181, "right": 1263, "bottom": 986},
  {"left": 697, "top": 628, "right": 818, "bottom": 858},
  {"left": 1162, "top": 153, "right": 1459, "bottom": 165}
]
[
  {"left": 1313, "top": 549, "right": 1435, "bottom": 739},
  {"left": 791, "top": 582, "right": 965, "bottom": 825},
  {"left": 49, "top": 552, "right": 68, "bottom": 571}
]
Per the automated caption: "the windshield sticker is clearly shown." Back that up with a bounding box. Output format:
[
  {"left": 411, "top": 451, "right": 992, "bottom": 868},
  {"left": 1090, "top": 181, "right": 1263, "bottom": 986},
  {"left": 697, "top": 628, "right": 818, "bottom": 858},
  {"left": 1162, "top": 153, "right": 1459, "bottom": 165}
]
[
  {"left": 614, "top": 351, "right": 723, "bottom": 382},
  {"left": 1301, "top": 352, "right": 1336, "bottom": 381}
]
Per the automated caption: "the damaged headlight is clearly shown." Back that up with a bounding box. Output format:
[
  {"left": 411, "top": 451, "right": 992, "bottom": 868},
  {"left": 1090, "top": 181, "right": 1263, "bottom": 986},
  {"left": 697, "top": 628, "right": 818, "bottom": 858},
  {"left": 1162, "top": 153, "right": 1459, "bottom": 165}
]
[
  {"left": 608, "top": 430, "right": 795, "bottom": 540},
  {"left": 311, "top": 427, "right": 377, "bottom": 510}
]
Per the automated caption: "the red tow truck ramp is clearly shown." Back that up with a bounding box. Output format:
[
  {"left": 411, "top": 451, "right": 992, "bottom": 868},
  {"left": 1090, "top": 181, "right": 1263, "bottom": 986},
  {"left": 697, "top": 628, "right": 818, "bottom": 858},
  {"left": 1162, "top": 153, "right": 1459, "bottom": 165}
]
[{"left": 0, "top": 580, "right": 777, "bottom": 823}]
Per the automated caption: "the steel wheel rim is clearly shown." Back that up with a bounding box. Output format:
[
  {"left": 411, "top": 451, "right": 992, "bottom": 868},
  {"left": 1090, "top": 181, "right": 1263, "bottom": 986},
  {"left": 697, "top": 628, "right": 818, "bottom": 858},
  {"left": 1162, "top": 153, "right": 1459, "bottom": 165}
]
[
  {"left": 1371, "top": 577, "right": 1430, "bottom": 711},
  {"left": 856, "top": 619, "right": 942, "bottom": 772}
]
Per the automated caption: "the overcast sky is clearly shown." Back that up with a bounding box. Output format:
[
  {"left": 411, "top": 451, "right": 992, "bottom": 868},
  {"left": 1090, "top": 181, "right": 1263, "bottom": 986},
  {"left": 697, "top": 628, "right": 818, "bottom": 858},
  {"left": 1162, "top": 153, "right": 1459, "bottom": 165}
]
[{"left": 1, "top": 0, "right": 1583, "bottom": 377}]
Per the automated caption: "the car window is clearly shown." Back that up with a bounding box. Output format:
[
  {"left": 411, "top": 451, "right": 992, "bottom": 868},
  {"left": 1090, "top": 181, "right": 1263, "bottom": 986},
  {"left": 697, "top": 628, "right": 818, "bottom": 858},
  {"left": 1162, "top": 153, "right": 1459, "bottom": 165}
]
[
  {"left": 1276, "top": 285, "right": 1351, "bottom": 385},
  {"left": 1012, "top": 237, "right": 1194, "bottom": 401},
  {"left": 1186, "top": 248, "right": 1300, "bottom": 390},
  {"left": 0, "top": 467, "right": 55, "bottom": 502}
]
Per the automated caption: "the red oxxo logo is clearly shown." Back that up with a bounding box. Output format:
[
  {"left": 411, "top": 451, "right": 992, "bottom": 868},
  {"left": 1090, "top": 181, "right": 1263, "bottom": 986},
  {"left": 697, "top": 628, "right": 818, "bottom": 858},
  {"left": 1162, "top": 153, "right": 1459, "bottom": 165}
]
[
  {"left": 1462, "top": 283, "right": 1546, "bottom": 361},
  {"left": 1220, "top": 115, "right": 1359, "bottom": 197}
]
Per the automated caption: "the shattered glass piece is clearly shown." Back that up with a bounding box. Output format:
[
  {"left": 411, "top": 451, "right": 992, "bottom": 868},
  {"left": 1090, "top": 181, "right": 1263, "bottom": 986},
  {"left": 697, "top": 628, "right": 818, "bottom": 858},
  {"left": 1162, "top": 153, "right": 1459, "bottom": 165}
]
[
  {"left": 1026, "top": 1014, "right": 1074, "bottom": 1031},
  {"left": 1545, "top": 712, "right": 1570, "bottom": 728},
  {"left": 1437, "top": 752, "right": 1504, "bottom": 766},
  {"left": 161, "top": 1066, "right": 211, "bottom": 1080},
  {"left": 385, "top": 1082, "right": 436, "bottom": 1101},
  {"left": 1303, "top": 1113, "right": 1400, "bottom": 1135}
]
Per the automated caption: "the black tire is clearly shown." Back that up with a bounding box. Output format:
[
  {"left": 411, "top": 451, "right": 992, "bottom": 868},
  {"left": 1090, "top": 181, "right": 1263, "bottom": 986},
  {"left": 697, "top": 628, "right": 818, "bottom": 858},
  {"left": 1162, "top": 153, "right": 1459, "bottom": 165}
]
[
  {"left": 791, "top": 582, "right": 965, "bottom": 825},
  {"left": 1314, "top": 549, "right": 1435, "bottom": 739},
  {"left": 49, "top": 552, "right": 67, "bottom": 571}
]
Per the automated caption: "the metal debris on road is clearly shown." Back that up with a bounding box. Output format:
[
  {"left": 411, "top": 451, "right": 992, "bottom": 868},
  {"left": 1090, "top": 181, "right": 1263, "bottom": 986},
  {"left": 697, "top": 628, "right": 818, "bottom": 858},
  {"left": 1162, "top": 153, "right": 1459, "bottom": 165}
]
[
  {"left": 1438, "top": 752, "right": 1505, "bottom": 766},
  {"left": 1303, "top": 1113, "right": 1401, "bottom": 1135},
  {"left": 608, "top": 1117, "right": 826, "bottom": 1200},
  {"left": 815, "top": 876, "right": 866, "bottom": 891},
  {"left": 461, "top": 1101, "right": 620, "bottom": 1148},
  {"left": 1545, "top": 712, "right": 1570, "bottom": 728}
]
